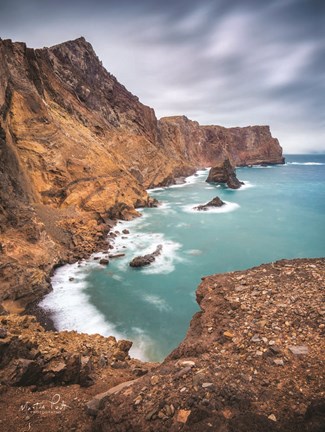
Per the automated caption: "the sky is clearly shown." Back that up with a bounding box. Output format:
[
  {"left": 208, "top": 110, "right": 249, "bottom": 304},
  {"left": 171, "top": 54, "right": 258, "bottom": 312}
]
[{"left": 0, "top": 0, "right": 324, "bottom": 153}]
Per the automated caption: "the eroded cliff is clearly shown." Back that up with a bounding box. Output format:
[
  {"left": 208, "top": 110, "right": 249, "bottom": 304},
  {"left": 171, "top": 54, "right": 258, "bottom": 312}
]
[{"left": 0, "top": 37, "right": 284, "bottom": 308}]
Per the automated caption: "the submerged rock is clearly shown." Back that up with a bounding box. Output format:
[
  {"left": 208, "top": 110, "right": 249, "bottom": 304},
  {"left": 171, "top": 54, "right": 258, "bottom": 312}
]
[
  {"left": 109, "top": 253, "right": 126, "bottom": 259},
  {"left": 206, "top": 158, "right": 244, "bottom": 189},
  {"left": 129, "top": 245, "right": 163, "bottom": 267},
  {"left": 194, "top": 196, "right": 225, "bottom": 211}
]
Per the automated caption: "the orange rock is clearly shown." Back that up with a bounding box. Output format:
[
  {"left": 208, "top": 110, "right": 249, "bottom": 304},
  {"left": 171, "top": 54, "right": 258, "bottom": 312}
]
[
  {"left": 223, "top": 331, "right": 235, "bottom": 339},
  {"left": 176, "top": 409, "right": 191, "bottom": 423},
  {"left": 222, "top": 408, "right": 233, "bottom": 419}
]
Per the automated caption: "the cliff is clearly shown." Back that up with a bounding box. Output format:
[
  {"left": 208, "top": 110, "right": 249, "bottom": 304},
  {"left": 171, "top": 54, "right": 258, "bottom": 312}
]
[
  {"left": 158, "top": 115, "right": 284, "bottom": 168},
  {"left": 0, "top": 37, "right": 283, "bottom": 309}
]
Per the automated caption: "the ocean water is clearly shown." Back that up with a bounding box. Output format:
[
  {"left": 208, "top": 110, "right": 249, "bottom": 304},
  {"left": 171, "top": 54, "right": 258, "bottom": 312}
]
[{"left": 41, "top": 154, "right": 325, "bottom": 361}]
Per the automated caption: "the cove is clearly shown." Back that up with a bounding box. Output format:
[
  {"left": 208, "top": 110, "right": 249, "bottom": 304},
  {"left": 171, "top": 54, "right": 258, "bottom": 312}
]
[{"left": 40, "top": 154, "right": 325, "bottom": 362}]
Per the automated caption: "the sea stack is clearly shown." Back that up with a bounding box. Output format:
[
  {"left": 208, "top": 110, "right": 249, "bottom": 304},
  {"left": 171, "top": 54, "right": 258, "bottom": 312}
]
[{"left": 206, "top": 159, "right": 244, "bottom": 189}]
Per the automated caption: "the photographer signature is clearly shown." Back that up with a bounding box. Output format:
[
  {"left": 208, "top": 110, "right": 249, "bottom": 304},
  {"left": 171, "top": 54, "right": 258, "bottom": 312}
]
[{"left": 20, "top": 393, "right": 71, "bottom": 414}]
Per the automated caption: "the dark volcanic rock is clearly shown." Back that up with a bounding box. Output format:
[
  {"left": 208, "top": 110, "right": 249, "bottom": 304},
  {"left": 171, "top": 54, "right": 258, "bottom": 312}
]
[
  {"left": 129, "top": 245, "right": 162, "bottom": 267},
  {"left": 7, "top": 359, "right": 42, "bottom": 386},
  {"left": 206, "top": 158, "right": 244, "bottom": 189},
  {"left": 194, "top": 196, "right": 225, "bottom": 211}
]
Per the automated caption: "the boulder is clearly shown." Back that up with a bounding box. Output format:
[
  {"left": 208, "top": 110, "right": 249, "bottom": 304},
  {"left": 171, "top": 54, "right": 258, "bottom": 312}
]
[
  {"left": 129, "top": 245, "right": 162, "bottom": 268},
  {"left": 7, "top": 358, "right": 42, "bottom": 386},
  {"left": 194, "top": 196, "right": 225, "bottom": 211},
  {"left": 86, "top": 380, "right": 137, "bottom": 416},
  {"left": 206, "top": 159, "right": 244, "bottom": 189}
]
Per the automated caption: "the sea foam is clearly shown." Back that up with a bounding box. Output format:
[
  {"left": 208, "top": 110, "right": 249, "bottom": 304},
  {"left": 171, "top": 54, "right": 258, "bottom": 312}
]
[
  {"left": 143, "top": 294, "right": 171, "bottom": 311},
  {"left": 182, "top": 201, "right": 240, "bottom": 214},
  {"left": 237, "top": 180, "right": 255, "bottom": 190},
  {"left": 40, "top": 262, "right": 125, "bottom": 339},
  {"left": 147, "top": 169, "right": 210, "bottom": 192},
  {"left": 287, "top": 162, "right": 325, "bottom": 166},
  {"left": 40, "top": 262, "right": 155, "bottom": 361},
  {"left": 112, "top": 217, "right": 184, "bottom": 275}
]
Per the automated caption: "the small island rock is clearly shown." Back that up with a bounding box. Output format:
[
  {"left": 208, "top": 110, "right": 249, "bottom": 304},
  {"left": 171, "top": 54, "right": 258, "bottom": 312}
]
[
  {"left": 194, "top": 196, "right": 225, "bottom": 211},
  {"left": 206, "top": 158, "right": 244, "bottom": 189},
  {"left": 130, "top": 245, "right": 162, "bottom": 267}
]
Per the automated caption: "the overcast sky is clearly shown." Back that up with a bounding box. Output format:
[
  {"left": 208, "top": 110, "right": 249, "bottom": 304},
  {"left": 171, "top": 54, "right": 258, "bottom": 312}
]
[{"left": 0, "top": 0, "right": 324, "bottom": 153}]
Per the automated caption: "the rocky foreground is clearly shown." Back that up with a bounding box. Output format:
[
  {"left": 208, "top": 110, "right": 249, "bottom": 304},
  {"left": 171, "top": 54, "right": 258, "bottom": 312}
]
[{"left": 0, "top": 258, "right": 324, "bottom": 432}]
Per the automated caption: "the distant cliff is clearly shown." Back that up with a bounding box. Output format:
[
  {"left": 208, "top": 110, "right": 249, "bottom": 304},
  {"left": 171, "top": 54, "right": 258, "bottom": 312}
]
[{"left": 0, "top": 37, "right": 283, "bottom": 307}]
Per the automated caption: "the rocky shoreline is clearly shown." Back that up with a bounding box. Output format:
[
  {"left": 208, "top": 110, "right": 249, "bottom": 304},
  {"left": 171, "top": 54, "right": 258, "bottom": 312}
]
[
  {"left": 92, "top": 257, "right": 325, "bottom": 432},
  {"left": 0, "top": 258, "right": 324, "bottom": 432}
]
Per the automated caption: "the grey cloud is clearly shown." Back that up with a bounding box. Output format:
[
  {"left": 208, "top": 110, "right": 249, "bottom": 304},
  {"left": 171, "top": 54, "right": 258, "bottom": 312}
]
[{"left": 0, "top": 0, "right": 324, "bottom": 153}]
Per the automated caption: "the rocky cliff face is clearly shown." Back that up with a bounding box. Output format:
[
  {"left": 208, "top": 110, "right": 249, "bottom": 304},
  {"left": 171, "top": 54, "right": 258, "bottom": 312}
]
[
  {"left": 158, "top": 116, "right": 284, "bottom": 169},
  {"left": 0, "top": 36, "right": 283, "bottom": 309},
  {"left": 1, "top": 37, "right": 323, "bottom": 432}
]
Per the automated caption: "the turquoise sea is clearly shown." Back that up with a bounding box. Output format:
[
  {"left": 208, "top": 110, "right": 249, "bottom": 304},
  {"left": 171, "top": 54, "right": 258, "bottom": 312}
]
[{"left": 41, "top": 154, "right": 325, "bottom": 361}]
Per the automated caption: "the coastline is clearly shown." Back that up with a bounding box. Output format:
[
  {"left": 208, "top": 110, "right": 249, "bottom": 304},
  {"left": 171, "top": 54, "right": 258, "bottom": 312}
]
[
  {"left": 1, "top": 160, "right": 324, "bottom": 430},
  {"left": 38, "top": 162, "right": 295, "bottom": 361},
  {"left": 28, "top": 219, "right": 118, "bottom": 334},
  {"left": 25, "top": 300, "right": 57, "bottom": 331},
  {"left": 33, "top": 172, "right": 199, "bottom": 353}
]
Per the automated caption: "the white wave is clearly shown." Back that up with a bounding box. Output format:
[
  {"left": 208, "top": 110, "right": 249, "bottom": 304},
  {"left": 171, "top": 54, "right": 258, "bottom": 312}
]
[
  {"left": 146, "top": 187, "right": 166, "bottom": 193},
  {"left": 237, "top": 180, "right": 255, "bottom": 190},
  {"left": 186, "top": 249, "right": 203, "bottom": 256},
  {"left": 155, "top": 202, "right": 176, "bottom": 214},
  {"left": 148, "top": 168, "right": 210, "bottom": 192},
  {"left": 168, "top": 182, "right": 189, "bottom": 189},
  {"left": 129, "top": 327, "right": 155, "bottom": 360},
  {"left": 111, "top": 228, "right": 183, "bottom": 275},
  {"left": 41, "top": 262, "right": 155, "bottom": 361},
  {"left": 182, "top": 201, "right": 240, "bottom": 214},
  {"left": 142, "top": 239, "right": 183, "bottom": 275},
  {"left": 287, "top": 162, "right": 325, "bottom": 166},
  {"left": 251, "top": 165, "right": 273, "bottom": 169},
  {"left": 40, "top": 263, "right": 125, "bottom": 339},
  {"left": 176, "top": 222, "right": 190, "bottom": 228},
  {"left": 143, "top": 294, "right": 171, "bottom": 311},
  {"left": 158, "top": 202, "right": 170, "bottom": 209},
  {"left": 185, "top": 169, "right": 209, "bottom": 184}
]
